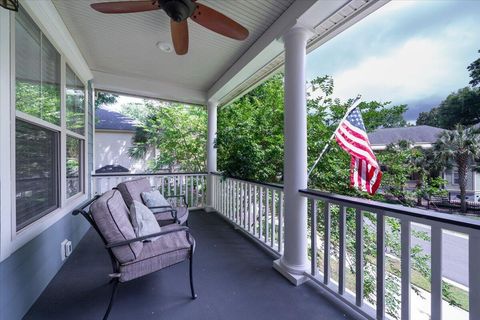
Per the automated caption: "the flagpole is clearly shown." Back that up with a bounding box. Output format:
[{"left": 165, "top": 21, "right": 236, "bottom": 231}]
[{"left": 307, "top": 97, "right": 362, "bottom": 178}]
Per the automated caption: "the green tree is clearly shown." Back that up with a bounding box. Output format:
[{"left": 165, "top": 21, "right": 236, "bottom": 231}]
[
  {"left": 125, "top": 100, "right": 207, "bottom": 172},
  {"left": 415, "top": 87, "right": 480, "bottom": 129},
  {"left": 437, "top": 87, "right": 480, "bottom": 129},
  {"left": 416, "top": 107, "right": 440, "bottom": 127},
  {"left": 468, "top": 49, "right": 480, "bottom": 87},
  {"left": 217, "top": 74, "right": 284, "bottom": 182},
  {"left": 434, "top": 125, "right": 480, "bottom": 213},
  {"left": 95, "top": 91, "right": 119, "bottom": 108}
]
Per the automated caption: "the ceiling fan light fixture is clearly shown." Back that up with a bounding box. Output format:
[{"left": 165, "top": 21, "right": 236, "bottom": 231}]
[
  {"left": 156, "top": 41, "right": 173, "bottom": 53},
  {"left": 159, "top": 0, "right": 195, "bottom": 22}
]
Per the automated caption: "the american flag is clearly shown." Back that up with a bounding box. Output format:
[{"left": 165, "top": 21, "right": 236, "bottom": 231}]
[{"left": 334, "top": 107, "right": 382, "bottom": 195}]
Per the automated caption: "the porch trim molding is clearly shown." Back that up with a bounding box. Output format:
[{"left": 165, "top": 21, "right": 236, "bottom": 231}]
[{"left": 0, "top": 8, "right": 12, "bottom": 260}]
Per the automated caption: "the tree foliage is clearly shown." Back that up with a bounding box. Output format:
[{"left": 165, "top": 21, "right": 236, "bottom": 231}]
[
  {"left": 414, "top": 87, "right": 480, "bottom": 129},
  {"left": 217, "top": 75, "right": 284, "bottom": 182},
  {"left": 416, "top": 107, "right": 440, "bottom": 127},
  {"left": 95, "top": 91, "right": 119, "bottom": 108},
  {"left": 217, "top": 74, "right": 408, "bottom": 186},
  {"left": 434, "top": 125, "right": 480, "bottom": 212},
  {"left": 468, "top": 49, "right": 480, "bottom": 87},
  {"left": 415, "top": 87, "right": 480, "bottom": 129},
  {"left": 124, "top": 101, "right": 207, "bottom": 172}
]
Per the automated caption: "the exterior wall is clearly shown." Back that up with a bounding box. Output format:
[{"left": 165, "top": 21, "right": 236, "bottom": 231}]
[
  {"left": 95, "top": 130, "right": 155, "bottom": 173},
  {"left": 0, "top": 4, "right": 93, "bottom": 319},
  {"left": 444, "top": 168, "right": 479, "bottom": 201},
  {"left": 0, "top": 213, "right": 90, "bottom": 320}
]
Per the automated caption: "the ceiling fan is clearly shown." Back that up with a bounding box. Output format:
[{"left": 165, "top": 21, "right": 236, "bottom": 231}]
[{"left": 90, "top": 0, "right": 249, "bottom": 55}]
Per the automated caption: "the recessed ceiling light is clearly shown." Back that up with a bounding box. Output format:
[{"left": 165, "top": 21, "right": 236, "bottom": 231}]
[{"left": 156, "top": 41, "right": 173, "bottom": 53}]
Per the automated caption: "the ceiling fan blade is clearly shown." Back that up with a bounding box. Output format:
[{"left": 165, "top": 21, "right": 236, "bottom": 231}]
[
  {"left": 171, "top": 20, "right": 189, "bottom": 55},
  {"left": 190, "top": 3, "right": 249, "bottom": 41},
  {"left": 91, "top": 1, "right": 159, "bottom": 14}
]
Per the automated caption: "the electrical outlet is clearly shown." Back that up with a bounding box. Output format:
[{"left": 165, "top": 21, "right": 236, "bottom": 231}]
[
  {"left": 61, "top": 239, "right": 72, "bottom": 261},
  {"left": 65, "top": 240, "right": 72, "bottom": 257}
]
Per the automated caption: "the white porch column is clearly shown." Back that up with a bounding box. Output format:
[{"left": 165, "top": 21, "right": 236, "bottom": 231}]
[
  {"left": 273, "top": 26, "right": 313, "bottom": 285},
  {"left": 207, "top": 100, "right": 218, "bottom": 209}
]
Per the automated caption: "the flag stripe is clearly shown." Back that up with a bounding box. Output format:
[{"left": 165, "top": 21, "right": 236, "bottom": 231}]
[
  {"left": 338, "top": 124, "right": 377, "bottom": 161},
  {"left": 335, "top": 133, "right": 378, "bottom": 167},
  {"left": 341, "top": 121, "right": 369, "bottom": 140}
]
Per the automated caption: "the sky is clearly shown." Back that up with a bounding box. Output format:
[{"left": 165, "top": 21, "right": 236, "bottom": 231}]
[{"left": 306, "top": 0, "right": 480, "bottom": 122}]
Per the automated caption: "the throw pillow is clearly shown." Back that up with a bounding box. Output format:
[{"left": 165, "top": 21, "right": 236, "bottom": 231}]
[
  {"left": 130, "top": 200, "right": 161, "bottom": 241},
  {"left": 141, "top": 190, "right": 171, "bottom": 213}
]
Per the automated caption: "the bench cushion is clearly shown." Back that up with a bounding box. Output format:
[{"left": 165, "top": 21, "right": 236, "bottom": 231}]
[
  {"left": 117, "top": 178, "right": 152, "bottom": 208},
  {"left": 119, "top": 224, "right": 193, "bottom": 282},
  {"left": 90, "top": 190, "right": 143, "bottom": 264}
]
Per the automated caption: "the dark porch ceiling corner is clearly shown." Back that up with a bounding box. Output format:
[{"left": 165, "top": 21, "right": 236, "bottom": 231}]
[{"left": 24, "top": 210, "right": 350, "bottom": 320}]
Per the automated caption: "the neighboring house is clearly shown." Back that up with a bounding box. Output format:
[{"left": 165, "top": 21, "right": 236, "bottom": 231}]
[
  {"left": 95, "top": 108, "right": 155, "bottom": 173},
  {"left": 368, "top": 125, "right": 480, "bottom": 201}
]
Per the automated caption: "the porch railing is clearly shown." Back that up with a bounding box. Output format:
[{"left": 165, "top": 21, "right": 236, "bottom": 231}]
[
  {"left": 210, "top": 173, "right": 285, "bottom": 255},
  {"left": 300, "top": 188, "right": 480, "bottom": 320},
  {"left": 92, "top": 171, "right": 480, "bottom": 319},
  {"left": 92, "top": 172, "right": 208, "bottom": 209}
]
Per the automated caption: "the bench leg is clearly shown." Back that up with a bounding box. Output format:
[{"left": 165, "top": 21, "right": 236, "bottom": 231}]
[
  {"left": 104, "top": 278, "right": 119, "bottom": 320},
  {"left": 189, "top": 250, "right": 197, "bottom": 299}
]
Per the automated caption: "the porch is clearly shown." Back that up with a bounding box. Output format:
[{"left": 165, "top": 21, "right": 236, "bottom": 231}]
[
  {"left": 25, "top": 209, "right": 350, "bottom": 320},
  {"left": 1, "top": 1, "right": 479, "bottom": 320}
]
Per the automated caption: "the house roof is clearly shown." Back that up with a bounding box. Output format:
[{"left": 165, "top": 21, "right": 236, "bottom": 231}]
[
  {"left": 95, "top": 108, "right": 137, "bottom": 132},
  {"left": 368, "top": 125, "right": 445, "bottom": 147}
]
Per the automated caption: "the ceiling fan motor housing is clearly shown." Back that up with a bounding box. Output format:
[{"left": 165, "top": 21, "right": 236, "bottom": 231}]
[{"left": 159, "top": 0, "right": 196, "bottom": 22}]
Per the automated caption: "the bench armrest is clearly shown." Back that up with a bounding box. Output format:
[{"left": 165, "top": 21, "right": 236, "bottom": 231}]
[
  {"left": 106, "top": 226, "right": 192, "bottom": 248},
  {"left": 164, "top": 194, "right": 188, "bottom": 207}
]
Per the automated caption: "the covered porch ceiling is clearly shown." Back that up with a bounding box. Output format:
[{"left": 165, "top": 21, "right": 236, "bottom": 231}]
[{"left": 52, "top": 0, "right": 387, "bottom": 106}]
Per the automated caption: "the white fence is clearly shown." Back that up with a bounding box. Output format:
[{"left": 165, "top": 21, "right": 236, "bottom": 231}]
[
  {"left": 92, "top": 173, "right": 207, "bottom": 209},
  {"left": 211, "top": 174, "right": 285, "bottom": 254}
]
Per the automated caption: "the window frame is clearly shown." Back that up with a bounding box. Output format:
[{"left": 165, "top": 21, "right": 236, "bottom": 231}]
[
  {"left": 6, "top": 7, "right": 89, "bottom": 248},
  {"left": 14, "top": 118, "right": 61, "bottom": 231},
  {"left": 65, "top": 134, "right": 85, "bottom": 199}
]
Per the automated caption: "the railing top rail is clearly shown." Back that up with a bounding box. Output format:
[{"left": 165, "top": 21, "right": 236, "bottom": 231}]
[
  {"left": 92, "top": 172, "right": 208, "bottom": 177},
  {"left": 300, "top": 188, "right": 480, "bottom": 231},
  {"left": 211, "top": 172, "right": 284, "bottom": 190}
]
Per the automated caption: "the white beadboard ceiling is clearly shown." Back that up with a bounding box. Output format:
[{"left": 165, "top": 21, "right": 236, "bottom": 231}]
[{"left": 52, "top": 0, "right": 295, "bottom": 101}]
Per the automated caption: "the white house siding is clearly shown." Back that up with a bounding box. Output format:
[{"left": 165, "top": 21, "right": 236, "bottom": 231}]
[
  {"left": 444, "top": 168, "right": 479, "bottom": 201},
  {"left": 95, "top": 130, "right": 154, "bottom": 173}
]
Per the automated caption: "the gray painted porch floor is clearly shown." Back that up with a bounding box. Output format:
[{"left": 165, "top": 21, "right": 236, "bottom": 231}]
[{"left": 24, "top": 210, "right": 351, "bottom": 320}]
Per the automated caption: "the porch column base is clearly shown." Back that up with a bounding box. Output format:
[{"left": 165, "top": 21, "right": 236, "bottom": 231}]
[{"left": 273, "top": 259, "right": 308, "bottom": 286}]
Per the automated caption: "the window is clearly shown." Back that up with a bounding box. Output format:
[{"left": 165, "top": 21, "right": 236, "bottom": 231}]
[
  {"left": 15, "top": 6, "right": 61, "bottom": 125},
  {"left": 15, "top": 120, "right": 59, "bottom": 230},
  {"left": 453, "top": 171, "right": 460, "bottom": 185},
  {"left": 14, "top": 6, "right": 87, "bottom": 231},
  {"left": 66, "top": 136, "right": 83, "bottom": 198},
  {"left": 66, "top": 65, "right": 85, "bottom": 135}
]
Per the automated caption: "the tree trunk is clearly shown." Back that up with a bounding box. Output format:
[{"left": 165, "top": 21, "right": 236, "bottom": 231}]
[{"left": 457, "top": 157, "right": 468, "bottom": 214}]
